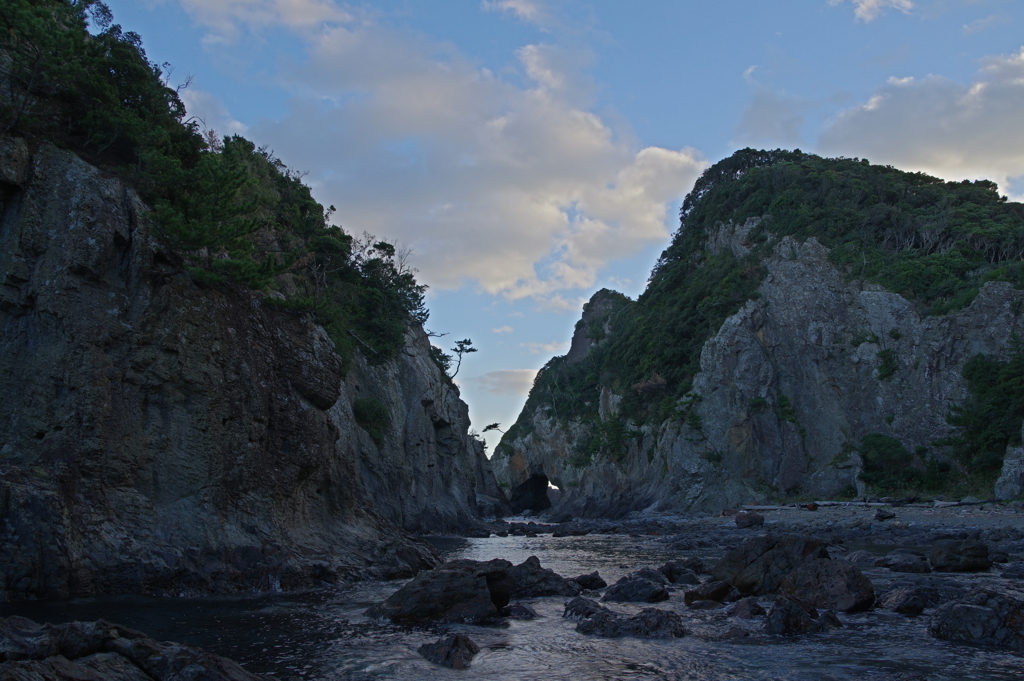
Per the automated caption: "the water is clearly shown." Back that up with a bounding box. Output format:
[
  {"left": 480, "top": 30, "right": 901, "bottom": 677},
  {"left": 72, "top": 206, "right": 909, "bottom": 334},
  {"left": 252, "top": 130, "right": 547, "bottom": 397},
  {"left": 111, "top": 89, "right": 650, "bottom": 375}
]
[{"left": 3, "top": 532, "right": 1023, "bottom": 680}]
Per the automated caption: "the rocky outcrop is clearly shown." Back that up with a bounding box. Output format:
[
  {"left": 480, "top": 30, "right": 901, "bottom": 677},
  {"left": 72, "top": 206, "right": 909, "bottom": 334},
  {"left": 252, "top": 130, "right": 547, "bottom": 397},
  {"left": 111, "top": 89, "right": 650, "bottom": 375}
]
[
  {"left": 0, "top": 616, "right": 270, "bottom": 680},
  {"left": 0, "top": 138, "right": 506, "bottom": 601},
  {"left": 493, "top": 232, "right": 1024, "bottom": 516}
]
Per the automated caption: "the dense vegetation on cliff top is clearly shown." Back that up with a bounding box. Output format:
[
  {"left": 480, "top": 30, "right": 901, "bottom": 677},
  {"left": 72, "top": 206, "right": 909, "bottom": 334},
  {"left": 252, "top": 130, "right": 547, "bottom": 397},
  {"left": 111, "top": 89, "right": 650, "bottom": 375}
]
[
  {"left": 0, "top": 0, "right": 428, "bottom": 367},
  {"left": 499, "top": 149, "right": 1024, "bottom": 486}
]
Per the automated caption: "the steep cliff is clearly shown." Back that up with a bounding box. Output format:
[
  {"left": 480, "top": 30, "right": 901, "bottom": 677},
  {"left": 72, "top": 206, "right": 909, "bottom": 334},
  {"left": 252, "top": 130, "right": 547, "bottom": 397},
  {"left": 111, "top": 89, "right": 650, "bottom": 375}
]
[
  {"left": 492, "top": 151, "right": 1024, "bottom": 516},
  {"left": 0, "top": 138, "right": 505, "bottom": 601}
]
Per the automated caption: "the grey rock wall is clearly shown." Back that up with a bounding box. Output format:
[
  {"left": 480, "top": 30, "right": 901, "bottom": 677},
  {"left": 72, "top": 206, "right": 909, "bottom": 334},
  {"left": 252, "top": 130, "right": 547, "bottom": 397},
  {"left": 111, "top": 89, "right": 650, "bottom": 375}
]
[
  {"left": 494, "top": 233, "right": 1024, "bottom": 516},
  {"left": 0, "top": 138, "right": 505, "bottom": 601}
]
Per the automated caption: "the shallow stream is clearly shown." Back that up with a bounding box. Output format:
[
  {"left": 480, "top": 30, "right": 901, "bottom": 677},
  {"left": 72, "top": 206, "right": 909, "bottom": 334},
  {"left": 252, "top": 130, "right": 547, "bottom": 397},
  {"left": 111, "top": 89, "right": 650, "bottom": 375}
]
[{"left": 3, "top": 531, "right": 1023, "bottom": 680}]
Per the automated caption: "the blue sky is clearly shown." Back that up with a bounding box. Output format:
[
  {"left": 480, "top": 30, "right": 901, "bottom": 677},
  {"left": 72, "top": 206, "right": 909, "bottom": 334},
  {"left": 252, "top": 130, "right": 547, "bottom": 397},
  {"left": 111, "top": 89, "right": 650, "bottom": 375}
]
[{"left": 106, "top": 0, "right": 1024, "bottom": 452}]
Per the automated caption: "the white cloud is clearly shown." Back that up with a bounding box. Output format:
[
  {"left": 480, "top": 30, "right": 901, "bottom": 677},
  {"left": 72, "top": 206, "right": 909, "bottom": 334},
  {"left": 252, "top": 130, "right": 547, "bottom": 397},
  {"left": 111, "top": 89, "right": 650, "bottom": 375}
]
[
  {"left": 179, "top": 88, "right": 249, "bottom": 136},
  {"left": 173, "top": 0, "right": 353, "bottom": 42},
  {"left": 492, "top": 325, "right": 514, "bottom": 334},
  {"left": 818, "top": 46, "right": 1024, "bottom": 200},
  {"left": 963, "top": 13, "right": 1011, "bottom": 35},
  {"left": 481, "top": 0, "right": 551, "bottom": 27},
  {"left": 466, "top": 369, "right": 538, "bottom": 395},
  {"left": 829, "top": 0, "right": 914, "bottom": 22},
  {"left": 244, "top": 18, "right": 707, "bottom": 305},
  {"left": 520, "top": 340, "right": 569, "bottom": 354}
]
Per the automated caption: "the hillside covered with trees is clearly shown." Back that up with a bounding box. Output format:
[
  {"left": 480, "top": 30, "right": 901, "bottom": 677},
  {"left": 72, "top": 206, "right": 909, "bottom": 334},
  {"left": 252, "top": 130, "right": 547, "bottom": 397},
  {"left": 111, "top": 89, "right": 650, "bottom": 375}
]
[
  {"left": 498, "top": 149, "right": 1024, "bottom": 499},
  {"left": 1, "top": 0, "right": 429, "bottom": 369}
]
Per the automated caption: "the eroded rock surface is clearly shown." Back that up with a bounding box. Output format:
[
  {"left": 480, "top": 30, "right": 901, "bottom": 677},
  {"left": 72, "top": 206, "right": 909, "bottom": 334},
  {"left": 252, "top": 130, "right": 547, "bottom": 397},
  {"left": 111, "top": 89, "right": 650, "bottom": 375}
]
[{"left": 0, "top": 139, "right": 508, "bottom": 600}]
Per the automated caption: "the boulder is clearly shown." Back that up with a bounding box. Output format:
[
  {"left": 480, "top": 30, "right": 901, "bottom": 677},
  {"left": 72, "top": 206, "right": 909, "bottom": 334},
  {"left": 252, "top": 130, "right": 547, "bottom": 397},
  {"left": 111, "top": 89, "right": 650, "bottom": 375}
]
[
  {"left": 683, "top": 581, "right": 741, "bottom": 606},
  {"left": 601, "top": 576, "right": 669, "bottom": 603},
  {"left": 551, "top": 523, "right": 589, "bottom": 537},
  {"left": 763, "top": 596, "right": 842, "bottom": 635},
  {"left": 508, "top": 556, "right": 581, "bottom": 597},
  {"left": 575, "top": 608, "right": 686, "bottom": 639},
  {"left": 657, "top": 561, "right": 701, "bottom": 585},
  {"left": 631, "top": 567, "right": 669, "bottom": 585},
  {"left": 929, "top": 540, "right": 992, "bottom": 572},
  {"left": 875, "top": 551, "right": 931, "bottom": 574},
  {"left": 0, "top": 616, "right": 269, "bottom": 680},
  {"left": 929, "top": 590, "right": 1024, "bottom": 650},
  {"left": 563, "top": 597, "right": 611, "bottom": 621},
  {"left": 779, "top": 558, "right": 875, "bottom": 612},
  {"left": 874, "top": 508, "right": 896, "bottom": 521},
  {"left": 735, "top": 511, "right": 765, "bottom": 529},
  {"left": 727, "top": 597, "right": 767, "bottom": 619},
  {"left": 879, "top": 588, "right": 926, "bottom": 616},
  {"left": 366, "top": 558, "right": 512, "bottom": 624},
  {"left": 571, "top": 572, "right": 607, "bottom": 590},
  {"left": 417, "top": 634, "right": 480, "bottom": 670},
  {"left": 712, "top": 533, "right": 830, "bottom": 595},
  {"left": 503, "top": 603, "right": 539, "bottom": 619}
]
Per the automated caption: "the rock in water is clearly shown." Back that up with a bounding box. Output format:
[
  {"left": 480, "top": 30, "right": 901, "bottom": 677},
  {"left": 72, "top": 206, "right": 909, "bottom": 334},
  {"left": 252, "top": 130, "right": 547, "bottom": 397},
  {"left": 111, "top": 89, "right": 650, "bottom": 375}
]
[
  {"left": 508, "top": 556, "right": 581, "bottom": 597},
  {"left": 778, "top": 558, "right": 875, "bottom": 612},
  {"left": 657, "top": 560, "right": 702, "bottom": 584},
  {"left": 929, "top": 590, "right": 1024, "bottom": 650},
  {"left": 571, "top": 571, "right": 608, "bottom": 590},
  {"left": 928, "top": 540, "right": 992, "bottom": 572},
  {"left": 601, "top": 575, "right": 669, "bottom": 603},
  {"left": 875, "top": 551, "right": 931, "bottom": 574},
  {"left": 683, "top": 581, "right": 741, "bottom": 607},
  {"left": 727, "top": 597, "right": 767, "bottom": 619},
  {"left": 574, "top": 607, "right": 686, "bottom": 639},
  {"left": 879, "top": 588, "right": 927, "bottom": 616},
  {"left": 0, "top": 616, "right": 270, "bottom": 680},
  {"left": 366, "top": 558, "right": 512, "bottom": 624},
  {"left": 563, "top": 597, "right": 612, "bottom": 621},
  {"left": 763, "top": 596, "right": 842, "bottom": 635},
  {"left": 712, "top": 534, "right": 830, "bottom": 595},
  {"left": 417, "top": 634, "right": 480, "bottom": 670}
]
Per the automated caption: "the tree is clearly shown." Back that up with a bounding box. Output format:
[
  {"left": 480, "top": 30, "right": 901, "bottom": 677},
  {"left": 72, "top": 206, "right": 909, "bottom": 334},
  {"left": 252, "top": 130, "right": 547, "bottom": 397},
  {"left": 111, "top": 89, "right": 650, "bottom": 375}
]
[
  {"left": 483, "top": 423, "right": 504, "bottom": 434},
  {"left": 449, "top": 339, "right": 477, "bottom": 379}
]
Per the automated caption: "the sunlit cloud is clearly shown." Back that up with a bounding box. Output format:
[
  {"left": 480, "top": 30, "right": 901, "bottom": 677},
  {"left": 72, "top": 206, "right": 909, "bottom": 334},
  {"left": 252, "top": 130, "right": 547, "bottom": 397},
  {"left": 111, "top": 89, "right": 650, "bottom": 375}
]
[
  {"left": 233, "top": 13, "right": 706, "bottom": 306},
  {"left": 465, "top": 369, "right": 539, "bottom": 395},
  {"left": 492, "top": 325, "right": 514, "bottom": 334},
  {"left": 829, "top": 0, "right": 913, "bottom": 22},
  {"left": 520, "top": 340, "right": 569, "bottom": 354},
  {"left": 481, "top": 0, "right": 552, "bottom": 28},
  {"left": 819, "top": 46, "right": 1024, "bottom": 200}
]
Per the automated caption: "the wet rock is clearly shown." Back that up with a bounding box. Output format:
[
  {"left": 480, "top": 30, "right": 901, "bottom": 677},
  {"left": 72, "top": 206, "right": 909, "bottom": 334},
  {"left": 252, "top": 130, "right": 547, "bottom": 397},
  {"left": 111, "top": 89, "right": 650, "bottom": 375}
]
[
  {"left": 778, "top": 558, "right": 875, "bottom": 612},
  {"left": 508, "top": 556, "right": 581, "bottom": 598},
  {"left": 463, "top": 527, "right": 491, "bottom": 538},
  {"left": 0, "top": 616, "right": 269, "bottom": 680},
  {"left": 563, "top": 597, "right": 611, "bottom": 621},
  {"left": 727, "top": 597, "right": 767, "bottom": 619},
  {"left": 576, "top": 608, "right": 686, "bottom": 639},
  {"left": 735, "top": 511, "right": 765, "bottom": 529},
  {"left": 657, "top": 561, "right": 702, "bottom": 585},
  {"left": 763, "top": 596, "right": 842, "bottom": 635},
  {"left": 683, "top": 580, "right": 741, "bottom": 606},
  {"left": 712, "top": 533, "right": 830, "bottom": 596},
  {"left": 874, "top": 508, "right": 896, "bottom": 521},
  {"left": 875, "top": 551, "right": 931, "bottom": 574},
  {"left": 502, "top": 603, "right": 539, "bottom": 619},
  {"left": 601, "top": 576, "right": 669, "bottom": 603},
  {"left": 631, "top": 567, "right": 669, "bottom": 585},
  {"left": 571, "top": 572, "right": 608, "bottom": 590},
  {"left": 929, "top": 590, "right": 1024, "bottom": 650},
  {"left": 417, "top": 634, "right": 480, "bottom": 670},
  {"left": 929, "top": 539, "right": 992, "bottom": 573},
  {"left": 366, "top": 558, "right": 512, "bottom": 624},
  {"left": 878, "top": 588, "right": 926, "bottom": 616}
]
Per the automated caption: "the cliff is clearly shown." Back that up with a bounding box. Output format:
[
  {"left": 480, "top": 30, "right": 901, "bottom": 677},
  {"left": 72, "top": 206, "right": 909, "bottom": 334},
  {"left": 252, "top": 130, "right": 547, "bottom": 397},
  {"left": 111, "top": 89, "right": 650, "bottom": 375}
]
[
  {"left": 492, "top": 151, "right": 1024, "bottom": 516},
  {"left": 0, "top": 138, "right": 506, "bottom": 601}
]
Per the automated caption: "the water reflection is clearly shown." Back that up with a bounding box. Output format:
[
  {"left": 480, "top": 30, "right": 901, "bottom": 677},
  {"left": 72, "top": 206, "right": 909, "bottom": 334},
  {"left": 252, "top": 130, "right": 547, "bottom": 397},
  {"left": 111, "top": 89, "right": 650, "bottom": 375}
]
[{"left": 2, "top": 533, "right": 1022, "bottom": 680}]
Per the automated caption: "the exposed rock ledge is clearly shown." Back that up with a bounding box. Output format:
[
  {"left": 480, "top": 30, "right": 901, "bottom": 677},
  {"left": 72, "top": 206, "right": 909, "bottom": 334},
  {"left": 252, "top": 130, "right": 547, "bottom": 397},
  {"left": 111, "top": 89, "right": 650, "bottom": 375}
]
[{"left": 0, "top": 137, "right": 507, "bottom": 601}]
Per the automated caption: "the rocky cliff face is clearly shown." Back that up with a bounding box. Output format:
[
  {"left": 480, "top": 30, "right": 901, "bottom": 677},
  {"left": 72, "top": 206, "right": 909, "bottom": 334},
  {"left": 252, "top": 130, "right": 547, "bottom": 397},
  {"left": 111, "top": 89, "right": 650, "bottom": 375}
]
[
  {"left": 0, "top": 138, "right": 505, "bottom": 601},
  {"left": 493, "top": 230, "right": 1024, "bottom": 516}
]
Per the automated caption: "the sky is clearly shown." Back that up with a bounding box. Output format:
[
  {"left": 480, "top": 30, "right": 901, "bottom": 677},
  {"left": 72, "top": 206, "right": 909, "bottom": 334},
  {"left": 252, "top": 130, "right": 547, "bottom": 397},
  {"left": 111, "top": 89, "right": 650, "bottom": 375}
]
[{"left": 104, "top": 0, "right": 1024, "bottom": 453}]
